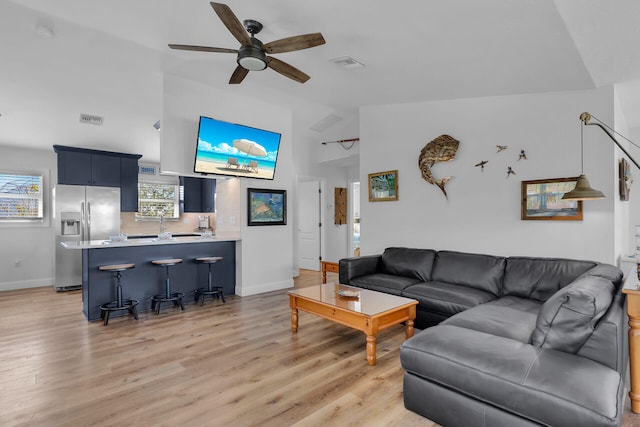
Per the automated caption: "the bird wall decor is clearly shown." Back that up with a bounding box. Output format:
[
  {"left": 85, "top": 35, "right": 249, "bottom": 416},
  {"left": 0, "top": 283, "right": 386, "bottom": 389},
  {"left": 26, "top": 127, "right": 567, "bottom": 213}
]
[{"left": 475, "top": 160, "right": 488, "bottom": 171}]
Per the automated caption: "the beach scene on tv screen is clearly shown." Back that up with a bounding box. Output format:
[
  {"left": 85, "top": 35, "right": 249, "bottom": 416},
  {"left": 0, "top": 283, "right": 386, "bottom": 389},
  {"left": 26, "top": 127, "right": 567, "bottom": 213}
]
[{"left": 195, "top": 117, "right": 281, "bottom": 180}]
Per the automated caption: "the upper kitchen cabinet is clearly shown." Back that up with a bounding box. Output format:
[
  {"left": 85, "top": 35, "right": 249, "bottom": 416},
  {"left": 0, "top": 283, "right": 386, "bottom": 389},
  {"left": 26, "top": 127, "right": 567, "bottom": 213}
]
[
  {"left": 53, "top": 145, "right": 142, "bottom": 211},
  {"left": 90, "top": 153, "right": 121, "bottom": 186},
  {"left": 180, "top": 176, "right": 216, "bottom": 213},
  {"left": 56, "top": 149, "right": 93, "bottom": 185},
  {"left": 55, "top": 147, "right": 119, "bottom": 186},
  {"left": 120, "top": 157, "right": 139, "bottom": 212},
  {"left": 202, "top": 178, "right": 216, "bottom": 212}
]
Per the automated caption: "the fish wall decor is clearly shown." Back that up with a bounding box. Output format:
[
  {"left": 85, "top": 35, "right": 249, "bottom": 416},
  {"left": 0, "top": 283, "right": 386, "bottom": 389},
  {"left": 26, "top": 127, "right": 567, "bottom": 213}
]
[{"left": 418, "top": 134, "right": 459, "bottom": 198}]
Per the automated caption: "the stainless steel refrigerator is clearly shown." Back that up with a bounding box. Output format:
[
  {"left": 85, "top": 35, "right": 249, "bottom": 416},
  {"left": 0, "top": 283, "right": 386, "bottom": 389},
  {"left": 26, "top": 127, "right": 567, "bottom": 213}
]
[{"left": 53, "top": 185, "right": 121, "bottom": 291}]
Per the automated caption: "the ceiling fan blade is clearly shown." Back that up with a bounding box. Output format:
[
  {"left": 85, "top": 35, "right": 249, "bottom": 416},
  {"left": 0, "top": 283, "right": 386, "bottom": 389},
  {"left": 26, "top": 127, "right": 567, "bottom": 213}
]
[
  {"left": 263, "top": 33, "right": 326, "bottom": 54},
  {"left": 267, "top": 56, "right": 310, "bottom": 83},
  {"left": 229, "top": 65, "right": 249, "bottom": 84},
  {"left": 210, "top": 2, "right": 252, "bottom": 46},
  {"left": 168, "top": 44, "right": 238, "bottom": 54}
]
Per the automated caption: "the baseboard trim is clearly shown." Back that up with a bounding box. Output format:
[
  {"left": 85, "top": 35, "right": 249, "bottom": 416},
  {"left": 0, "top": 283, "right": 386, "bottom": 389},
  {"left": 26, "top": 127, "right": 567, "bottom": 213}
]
[
  {"left": 0, "top": 278, "right": 53, "bottom": 292},
  {"left": 237, "top": 279, "right": 293, "bottom": 296}
]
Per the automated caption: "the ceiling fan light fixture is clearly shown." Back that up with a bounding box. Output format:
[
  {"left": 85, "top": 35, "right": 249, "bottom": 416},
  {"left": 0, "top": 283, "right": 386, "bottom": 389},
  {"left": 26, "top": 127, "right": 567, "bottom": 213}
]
[
  {"left": 238, "top": 56, "right": 267, "bottom": 71},
  {"left": 237, "top": 44, "right": 267, "bottom": 71},
  {"left": 170, "top": 3, "right": 324, "bottom": 83}
]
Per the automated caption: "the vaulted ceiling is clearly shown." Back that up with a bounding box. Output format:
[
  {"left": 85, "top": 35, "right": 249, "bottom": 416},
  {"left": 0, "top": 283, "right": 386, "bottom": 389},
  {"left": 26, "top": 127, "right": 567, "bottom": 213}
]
[{"left": 1, "top": 0, "right": 640, "bottom": 162}]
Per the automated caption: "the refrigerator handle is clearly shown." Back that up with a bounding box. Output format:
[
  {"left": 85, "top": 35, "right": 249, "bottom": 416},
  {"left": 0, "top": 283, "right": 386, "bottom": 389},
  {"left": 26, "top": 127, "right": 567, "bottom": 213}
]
[
  {"left": 81, "top": 202, "right": 85, "bottom": 241},
  {"left": 87, "top": 202, "right": 91, "bottom": 241}
]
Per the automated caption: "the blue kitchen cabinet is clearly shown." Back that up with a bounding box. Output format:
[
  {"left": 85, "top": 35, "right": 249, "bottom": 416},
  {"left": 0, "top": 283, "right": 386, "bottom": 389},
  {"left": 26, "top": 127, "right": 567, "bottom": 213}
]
[
  {"left": 54, "top": 145, "right": 141, "bottom": 211},
  {"left": 180, "top": 176, "right": 216, "bottom": 213},
  {"left": 120, "top": 157, "right": 139, "bottom": 212}
]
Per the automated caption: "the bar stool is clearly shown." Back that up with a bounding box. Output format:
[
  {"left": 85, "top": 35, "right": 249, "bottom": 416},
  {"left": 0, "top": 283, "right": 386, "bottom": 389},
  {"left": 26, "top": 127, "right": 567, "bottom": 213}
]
[
  {"left": 195, "top": 256, "right": 226, "bottom": 305},
  {"left": 151, "top": 258, "right": 185, "bottom": 315},
  {"left": 98, "top": 263, "right": 139, "bottom": 326}
]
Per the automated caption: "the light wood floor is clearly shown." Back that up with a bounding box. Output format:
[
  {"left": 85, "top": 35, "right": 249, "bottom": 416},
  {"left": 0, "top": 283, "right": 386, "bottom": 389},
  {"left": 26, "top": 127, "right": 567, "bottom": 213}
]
[
  {"left": 1, "top": 271, "right": 639, "bottom": 427},
  {"left": 0, "top": 270, "right": 432, "bottom": 427}
]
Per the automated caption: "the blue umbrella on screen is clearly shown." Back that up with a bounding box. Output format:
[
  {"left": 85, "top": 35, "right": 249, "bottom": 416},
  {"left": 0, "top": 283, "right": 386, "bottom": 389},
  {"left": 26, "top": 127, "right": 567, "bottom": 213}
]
[{"left": 233, "top": 139, "right": 267, "bottom": 158}]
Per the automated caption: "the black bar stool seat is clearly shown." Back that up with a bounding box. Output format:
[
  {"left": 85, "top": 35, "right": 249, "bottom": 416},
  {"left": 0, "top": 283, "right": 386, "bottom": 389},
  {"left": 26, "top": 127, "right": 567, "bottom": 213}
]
[
  {"left": 151, "top": 258, "right": 185, "bottom": 315},
  {"left": 99, "top": 263, "right": 139, "bottom": 326},
  {"left": 195, "top": 256, "right": 226, "bottom": 305}
]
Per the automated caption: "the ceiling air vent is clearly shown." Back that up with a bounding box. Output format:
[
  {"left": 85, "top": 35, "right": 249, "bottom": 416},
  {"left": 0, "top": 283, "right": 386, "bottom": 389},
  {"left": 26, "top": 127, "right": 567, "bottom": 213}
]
[
  {"left": 79, "top": 114, "right": 104, "bottom": 126},
  {"left": 329, "top": 55, "right": 365, "bottom": 69},
  {"left": 139, "top": 165, "right": 157, "bottom": 175}
]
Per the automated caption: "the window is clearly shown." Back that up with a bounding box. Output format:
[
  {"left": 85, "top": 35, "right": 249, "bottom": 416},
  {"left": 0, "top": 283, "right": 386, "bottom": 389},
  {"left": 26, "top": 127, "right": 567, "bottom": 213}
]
[
  {"left": 136, "top": 182, "right": 179, "bottom": 219},
  {"left": 0, "top": 172, "right": 43, "bottom": 221}
]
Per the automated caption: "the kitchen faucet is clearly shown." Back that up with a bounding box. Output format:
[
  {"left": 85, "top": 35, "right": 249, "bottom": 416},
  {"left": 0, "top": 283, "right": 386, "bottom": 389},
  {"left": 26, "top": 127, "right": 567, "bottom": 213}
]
[{"left": 159, "top": 213, "right": 166, "bottom": 234}]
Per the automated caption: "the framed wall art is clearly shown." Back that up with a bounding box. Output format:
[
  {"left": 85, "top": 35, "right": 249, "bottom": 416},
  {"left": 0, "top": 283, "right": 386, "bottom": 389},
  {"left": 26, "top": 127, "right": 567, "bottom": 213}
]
[
  {"left": 619, "top": 158, "right": 632, "bottom": 201},
  {"left": 247, "top": 188, "right": 286, "bottom": 226},
  {"left": 521, "top": 177, "right": 583, "bottom": 221},
  {"left": 334, "top": 187, "right": 347, "bottom": 225},
  {"left": 368, "top": 170, "right": 398, "bottom": 202}
]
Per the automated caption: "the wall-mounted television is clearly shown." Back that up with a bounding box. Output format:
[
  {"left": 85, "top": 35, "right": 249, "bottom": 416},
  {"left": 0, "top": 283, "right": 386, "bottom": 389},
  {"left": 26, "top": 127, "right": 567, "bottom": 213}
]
[{"left": 194, "top": 116, "right": 282, "bottom": 180}]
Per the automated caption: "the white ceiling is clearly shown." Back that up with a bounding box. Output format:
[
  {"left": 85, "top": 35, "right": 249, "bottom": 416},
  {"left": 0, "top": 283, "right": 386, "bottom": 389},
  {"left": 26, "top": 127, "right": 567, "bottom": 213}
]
[{"left": 1, "top": 0, "right": 640, "bottom": 163}]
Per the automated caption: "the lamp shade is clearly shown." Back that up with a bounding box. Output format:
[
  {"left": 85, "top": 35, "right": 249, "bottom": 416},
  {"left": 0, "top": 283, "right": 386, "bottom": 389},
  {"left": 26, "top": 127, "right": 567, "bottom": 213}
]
[{"left": 561, "top": 174, "right": 605, "bottom": 200}]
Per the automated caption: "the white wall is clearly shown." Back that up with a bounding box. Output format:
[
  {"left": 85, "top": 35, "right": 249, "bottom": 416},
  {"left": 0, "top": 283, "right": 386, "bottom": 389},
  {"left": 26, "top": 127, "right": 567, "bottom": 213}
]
[
  {"left": 0, "top": 146, "right": 56, "bottom": 290},
  {"left": 161, "top": 74, "right": 294, "bottom": 295},
  {"left": 360, "top": 87, "right": 619, "bottom": 264},
  {"left": 215, "top": 178, "right": 241, "bottom": 235},
  {"left": 629, "top": 126, "right": 640, "bottom": 261},
  {"left": 613, "top": 88, "right": 632, "bottom": 266},
  {"left": 316, "top": 165, "right": 350, "bottom": 263},
  {"left": 291, "top": 108, "right": 360, "bottom": 268}
]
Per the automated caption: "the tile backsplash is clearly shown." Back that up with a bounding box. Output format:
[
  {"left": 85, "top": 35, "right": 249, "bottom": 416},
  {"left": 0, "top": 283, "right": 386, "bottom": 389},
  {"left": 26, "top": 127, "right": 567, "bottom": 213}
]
[{"left": 120, "top": 212, "right": 216, "bottom": 236}]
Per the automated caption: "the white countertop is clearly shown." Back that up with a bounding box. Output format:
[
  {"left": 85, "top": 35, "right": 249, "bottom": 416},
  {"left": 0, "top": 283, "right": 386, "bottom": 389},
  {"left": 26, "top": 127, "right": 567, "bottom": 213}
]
[{"left": 61, "top": 234, "right": 241, "bottom": 249}]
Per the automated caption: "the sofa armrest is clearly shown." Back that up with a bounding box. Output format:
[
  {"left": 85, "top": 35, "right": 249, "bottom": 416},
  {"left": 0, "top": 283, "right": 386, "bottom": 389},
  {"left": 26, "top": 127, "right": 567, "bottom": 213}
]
[{"left": 339, "top": 255, "right": 381, "bottom": 284}]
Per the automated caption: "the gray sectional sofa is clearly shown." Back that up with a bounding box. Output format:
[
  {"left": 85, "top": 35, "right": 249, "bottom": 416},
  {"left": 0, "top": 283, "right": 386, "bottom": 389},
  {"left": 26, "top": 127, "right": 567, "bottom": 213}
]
[{"left": 339, "top": 247, "right": 627, "bottom": 427}]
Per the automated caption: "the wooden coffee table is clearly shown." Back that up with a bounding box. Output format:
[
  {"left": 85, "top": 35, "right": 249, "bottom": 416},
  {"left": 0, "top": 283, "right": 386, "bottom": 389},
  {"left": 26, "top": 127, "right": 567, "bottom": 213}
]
[{"left": 288, "top": 283, "right": 418, "bottom": 365}]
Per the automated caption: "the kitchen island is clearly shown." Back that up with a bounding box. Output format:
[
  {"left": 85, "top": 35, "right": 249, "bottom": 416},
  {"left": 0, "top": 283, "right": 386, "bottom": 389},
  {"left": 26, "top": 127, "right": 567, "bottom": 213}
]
[{"left": 62, "top": 235, "right": 239, "bottom": 321}]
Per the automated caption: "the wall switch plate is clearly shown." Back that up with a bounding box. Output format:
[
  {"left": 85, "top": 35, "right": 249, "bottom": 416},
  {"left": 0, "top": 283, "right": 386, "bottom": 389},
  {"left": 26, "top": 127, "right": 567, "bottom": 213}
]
[{"left": 230, "top": 216, "right": 236, "bottom": 225}]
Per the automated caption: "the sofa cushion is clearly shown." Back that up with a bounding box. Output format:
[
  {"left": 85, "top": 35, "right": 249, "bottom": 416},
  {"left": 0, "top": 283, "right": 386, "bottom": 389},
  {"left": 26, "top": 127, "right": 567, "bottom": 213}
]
[
  {"left": 401, "top": 325, "right": 623, "bottom": 427},
  {"left": 402, "top": 281, "right": 496, "bottom": 318},
  {"left": 481, "top": 295, "right": 543, "bottom": 314},
  {"left": 349, "top": 273, "right": 421, "bottom": 296},
  {"left": 503, "top": 257, "right": 596, "bottom": 301},
  {"left": 380, "top": 247, "right": 436, "bottom": 282},
  {"left": 443, "top": 296, "right": 541, "bottom": 343},
  {"left": 530, "top": 275, "right": 615, "bottom": 353},
  {"left": 431, "top": 251, "right": 505, "bottom": 296}
]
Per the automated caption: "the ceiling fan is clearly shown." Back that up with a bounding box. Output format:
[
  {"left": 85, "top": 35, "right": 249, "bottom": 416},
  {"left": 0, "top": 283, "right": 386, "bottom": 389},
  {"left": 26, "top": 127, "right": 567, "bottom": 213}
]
[{"left": 169, "top": 2, "right": 326, "bottom": 84}]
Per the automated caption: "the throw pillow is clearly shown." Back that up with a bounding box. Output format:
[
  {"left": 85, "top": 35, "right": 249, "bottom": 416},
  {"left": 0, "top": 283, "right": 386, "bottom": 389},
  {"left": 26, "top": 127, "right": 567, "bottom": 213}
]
[{"left": 530, "top": 275, "right": 615, "bottom": 353}]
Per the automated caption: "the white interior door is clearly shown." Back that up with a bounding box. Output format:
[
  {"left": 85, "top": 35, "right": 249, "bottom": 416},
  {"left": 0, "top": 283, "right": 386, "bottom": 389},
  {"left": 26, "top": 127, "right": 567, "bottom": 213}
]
[{"left": 298, "top": 180, "right": 320, "bottom": 270}]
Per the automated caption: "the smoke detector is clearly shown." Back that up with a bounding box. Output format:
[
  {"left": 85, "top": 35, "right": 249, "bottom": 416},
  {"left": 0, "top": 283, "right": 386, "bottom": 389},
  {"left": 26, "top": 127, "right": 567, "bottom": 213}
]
[
  {"left": 330, "top": 56, "right": 365, "bottom": 69},
  {"left": 35, "top": 23, "right": 54, "bottom": 39},
  {"left": 79, "top": 114, "right": 104, "bottom": 126}
]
